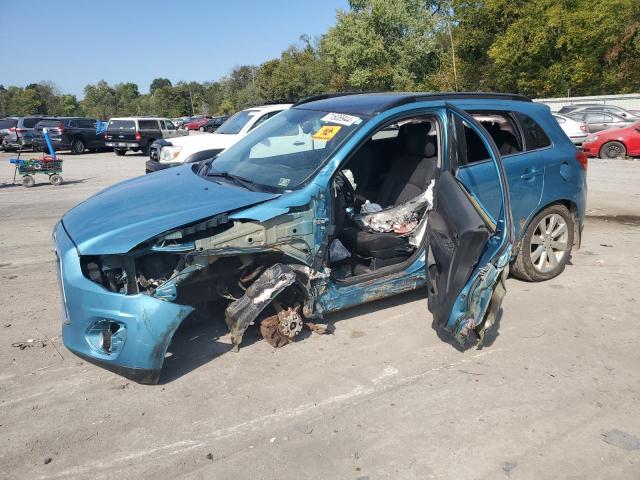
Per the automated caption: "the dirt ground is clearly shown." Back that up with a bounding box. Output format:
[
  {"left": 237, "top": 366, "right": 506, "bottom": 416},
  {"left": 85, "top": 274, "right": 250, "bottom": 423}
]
[{"left": 0, "top": 150, "right": 639, "bottom": 479}]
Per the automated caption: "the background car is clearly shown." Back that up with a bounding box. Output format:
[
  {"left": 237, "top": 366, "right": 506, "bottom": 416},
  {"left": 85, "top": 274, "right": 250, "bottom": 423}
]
[
  {"left": 567, "top": 111, "right": 633, "bottom": 133},
  {"left": 32, "top": 117, "right": 107, "bottom": 154},
  {"left": 105, "top": 117, "right": 184, "bottom": 156},
  {"left": 184, "top": 116, "right": 213, "bottom": 131},
  {"left": 146, "top": 104, "right": 291, "bottom": 173},
  {"left": 559, "top": 104, "right": 640, "bottom": 120},
  {"left": 553, "top": 113, "right": 588, "bottom": 144},
  {"left": 199, "top": 116, "right": 229, "bottom": 133},
  {"left": 582, "top": 121, "right": 640, "bottom": 158},
  {"left": 0, "top": 116, "right": 46, "bottom": 150}
]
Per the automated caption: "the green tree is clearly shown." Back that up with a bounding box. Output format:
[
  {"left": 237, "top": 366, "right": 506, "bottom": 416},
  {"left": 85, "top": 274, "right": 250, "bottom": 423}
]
[
  {"left": 114, "top": 82, "right": 140, "bottom": 115},
  {"left": 150, "top": 77, "right": 172, "bottom": 94},
  {"left": 82, "top": 81, "right": 117, "bottom": 119},
  {"left": 321, "top": 0, "right": 443, "bottom": 91}
]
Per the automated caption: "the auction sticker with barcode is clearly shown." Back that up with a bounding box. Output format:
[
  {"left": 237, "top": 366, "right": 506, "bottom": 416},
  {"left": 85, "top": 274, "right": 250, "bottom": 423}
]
[{"left": 321, "top": 112, "right": 361, "bottom": 126}]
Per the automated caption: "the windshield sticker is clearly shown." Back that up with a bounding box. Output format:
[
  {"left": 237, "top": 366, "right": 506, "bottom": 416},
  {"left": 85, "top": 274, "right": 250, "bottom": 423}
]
[
  {"left": 321, "top": 112, "right": 362, "bottom": 126},
  {"left": 313, "top": 125, "right": 342, "bottom": 141},
  {"left": 278, "top": 177, "right": 291, "bottom": 187}
]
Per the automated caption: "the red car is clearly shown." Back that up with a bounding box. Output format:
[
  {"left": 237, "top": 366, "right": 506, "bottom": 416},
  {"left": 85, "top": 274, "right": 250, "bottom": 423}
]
[
  {"left": 184, "top": 116, "right": 211, "bottom": 131},
  {"left": 582, "top": 121, "right": 640, "bottom": 158}
]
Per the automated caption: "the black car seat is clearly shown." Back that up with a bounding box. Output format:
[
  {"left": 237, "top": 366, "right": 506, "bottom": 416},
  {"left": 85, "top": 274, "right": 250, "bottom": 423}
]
[{"left": 340, "top": 122, "right": 437, "bottom": 266}]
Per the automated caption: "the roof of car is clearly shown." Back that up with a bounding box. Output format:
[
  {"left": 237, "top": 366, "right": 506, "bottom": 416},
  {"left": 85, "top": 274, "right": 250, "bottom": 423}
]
[
  {"left": 245, "top": 104, "right": 293, "bottom": 113},
  {"left": 293, "top": 92, "right": 531, "bottom": 115},
  {"left": 109, "top": 117, "right": 170, "bottom": 121}
]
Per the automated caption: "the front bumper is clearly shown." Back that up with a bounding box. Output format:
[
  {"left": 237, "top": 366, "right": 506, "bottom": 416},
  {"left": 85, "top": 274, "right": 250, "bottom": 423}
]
[
  {"left": 581, "top": 142, "right": 599, "bottom": 157},
  {"left": 54, "top": 222, "right": 193, "bottom": 384}
]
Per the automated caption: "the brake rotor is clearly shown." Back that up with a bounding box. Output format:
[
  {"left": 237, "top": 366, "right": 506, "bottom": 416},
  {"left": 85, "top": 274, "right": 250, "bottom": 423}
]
[{"left": 260, "top": 307, "right": 303, "bottom": 348}]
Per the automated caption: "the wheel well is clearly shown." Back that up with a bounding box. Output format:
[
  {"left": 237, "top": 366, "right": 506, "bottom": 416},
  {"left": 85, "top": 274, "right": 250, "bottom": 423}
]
[
  {"left": 599, "top": 139, "right": 626, "bottom": 152},
  {"left": 514, "top": 200, "right": 581, "bottom": 257}
]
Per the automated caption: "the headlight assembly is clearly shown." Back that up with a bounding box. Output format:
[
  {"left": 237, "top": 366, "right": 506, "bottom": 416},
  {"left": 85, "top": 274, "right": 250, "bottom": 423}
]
[{"left": 159, "top": 145, "right": 183, "bottom": 163}]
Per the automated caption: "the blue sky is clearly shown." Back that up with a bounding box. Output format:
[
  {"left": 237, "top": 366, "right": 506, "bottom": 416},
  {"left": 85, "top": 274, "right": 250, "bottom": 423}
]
[{"left": 0, "top": 0, "right": 349, "bottom": 97}]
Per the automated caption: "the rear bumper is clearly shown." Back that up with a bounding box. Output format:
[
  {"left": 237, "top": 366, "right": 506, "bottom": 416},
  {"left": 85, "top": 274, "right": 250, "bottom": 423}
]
[
  {"left": 33, "top": 137, "right": 71, "bottom": 151},
  {"left": 568, "top": 134, "right": 588, "bottom": 145},
  {"left": 54, "top": 221, "right": 193, "bottom": 384},
  {"left": 106, "top": 142, "right": 140, "bottom": 150}
]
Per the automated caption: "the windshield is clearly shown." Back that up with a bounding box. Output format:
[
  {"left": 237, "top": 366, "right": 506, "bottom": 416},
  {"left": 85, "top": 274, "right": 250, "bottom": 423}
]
[
  {"left": 216, "top": 110, "right": 258, "bottom": 135},
  {"left": 201, "top": 108, "right": 365, "bottom": 191}
]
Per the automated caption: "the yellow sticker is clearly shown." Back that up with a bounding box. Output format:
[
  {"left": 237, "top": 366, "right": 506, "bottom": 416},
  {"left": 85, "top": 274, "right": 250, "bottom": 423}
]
[{"left": 313, "top": 125, "right": 342, "bottom": 141}]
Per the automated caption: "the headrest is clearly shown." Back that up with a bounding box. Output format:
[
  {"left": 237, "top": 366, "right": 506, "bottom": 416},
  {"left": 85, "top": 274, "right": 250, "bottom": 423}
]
[{"left": 402, "top": 122, "right": 435, "bottom": 157}]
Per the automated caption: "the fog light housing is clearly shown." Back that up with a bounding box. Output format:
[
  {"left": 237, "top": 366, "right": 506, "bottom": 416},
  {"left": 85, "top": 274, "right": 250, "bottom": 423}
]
[{"left": 87, "top": 320, "right": 126, "bottom": 356}]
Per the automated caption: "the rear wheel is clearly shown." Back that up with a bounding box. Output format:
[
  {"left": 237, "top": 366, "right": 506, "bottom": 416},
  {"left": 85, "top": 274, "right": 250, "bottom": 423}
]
[
  {"left": 511, "top": 204, "right": 574, "bottom": 282},
  {"left": 71, "top": 138, "right": 85, "bottom": 154},
  {"left": 49, "top": 174, "right": 63, "bottom": 186},
  {"left": 599, "top": 141, "right": 626, "bottom": 159},
  {"left": 114, "top": 148, "right": 126, "bottom": 156},
  {"left": 22, "top": 175, "right": 35, "bottom": 188}
]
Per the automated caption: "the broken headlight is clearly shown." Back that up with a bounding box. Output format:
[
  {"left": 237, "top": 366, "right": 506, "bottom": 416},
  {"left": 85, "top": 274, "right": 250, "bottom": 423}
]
[{"left": 81, "top": 256, "right": 128, "bottom": 293}]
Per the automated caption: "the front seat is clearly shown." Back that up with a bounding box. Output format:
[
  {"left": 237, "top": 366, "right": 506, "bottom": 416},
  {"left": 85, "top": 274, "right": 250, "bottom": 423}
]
[{"left": 340, "top": 122, "right": 437, "bottom": 267}]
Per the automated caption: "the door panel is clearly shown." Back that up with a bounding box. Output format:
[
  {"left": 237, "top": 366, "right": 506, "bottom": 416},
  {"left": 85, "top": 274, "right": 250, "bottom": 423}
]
[
  {"left": 426, "top": 106, "right": 513, "bottom": 345},
  {"left": 426, "top": 170, "right": 490, "bottom": 325}
]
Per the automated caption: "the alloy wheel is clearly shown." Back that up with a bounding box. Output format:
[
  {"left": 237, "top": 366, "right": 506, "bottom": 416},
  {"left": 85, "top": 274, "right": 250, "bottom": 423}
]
[{"left": 530, "top": 213, "right": 569, "bottom": 273}]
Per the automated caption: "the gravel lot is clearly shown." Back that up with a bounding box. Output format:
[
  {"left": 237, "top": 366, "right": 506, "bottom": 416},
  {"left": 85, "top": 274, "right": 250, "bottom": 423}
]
[{"left": 0, "top": 150, "right": 639, "bottom": 479}]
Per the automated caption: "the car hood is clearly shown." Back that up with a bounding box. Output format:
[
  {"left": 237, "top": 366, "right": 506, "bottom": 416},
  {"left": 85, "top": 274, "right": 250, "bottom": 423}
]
[
  {"left": 168, "top": 132, "right": 239, "bottom": 150},
  {"left": 62, "top": 164, "right": 279, "bottom": 255}
]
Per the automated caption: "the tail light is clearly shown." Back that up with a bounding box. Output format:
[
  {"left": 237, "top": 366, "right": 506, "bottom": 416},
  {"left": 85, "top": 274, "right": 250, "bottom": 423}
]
[
  {"left": 576, "top": 150, "right": 588, "bottom": 170},
  {"left": 58, "top": 121, "right": 65, "bottom": 133},
  {"left": 580, "top": 124, "right": 587, "bottom": 132},
  {"left": 135, "top": 131, "right": 141, "bottom": 141},
  {"left": 104, "top": 133, "right": 108, "bottom": 140},
  {"left": 8, "top": 127, "right": 16, "bottom": 132}
]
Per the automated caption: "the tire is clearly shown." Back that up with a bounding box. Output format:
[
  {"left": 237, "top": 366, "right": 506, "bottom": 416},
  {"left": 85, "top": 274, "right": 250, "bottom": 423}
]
[
  {"left": 114, "top": 148, "right": 126, "bottom": 156},
  {"left": 199, "top": 127, "right": 205, "bottom": 132},
  {"left": 49, "top": 174, "right": 63, "bottom": 186},
  {"left": 511, "top": 204, "right": 574, "bottom": 282},
  {"left": 71, "top": 138, "right": 85, "bottom": 154},
  {"left": 22, "top": 175, "right": 35, "bottom": 188},
  {"left": 599, "top": 141, "right": 626, "bottom": 159}
]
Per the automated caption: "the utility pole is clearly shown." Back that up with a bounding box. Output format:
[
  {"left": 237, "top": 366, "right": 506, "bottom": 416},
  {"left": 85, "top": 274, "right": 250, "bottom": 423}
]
[{"left": 447, "top": 20, "right": 459, "bottom": 92}]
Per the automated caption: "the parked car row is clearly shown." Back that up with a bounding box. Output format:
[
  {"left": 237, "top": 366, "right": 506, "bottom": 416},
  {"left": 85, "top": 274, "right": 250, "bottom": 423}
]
[{"left": 0, "top": 116, "right": 47, "bottom": 150}]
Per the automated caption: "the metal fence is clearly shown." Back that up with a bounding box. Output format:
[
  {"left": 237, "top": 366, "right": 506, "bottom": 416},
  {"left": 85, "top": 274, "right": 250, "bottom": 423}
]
[{"left": 534, "top": 93, "right": 640, "bottom": 112}]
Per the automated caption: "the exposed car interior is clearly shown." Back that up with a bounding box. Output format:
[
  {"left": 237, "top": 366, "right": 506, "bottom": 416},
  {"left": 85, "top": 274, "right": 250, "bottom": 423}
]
[
  {"left": 329, "top": 111, "right": 522, "bottom": 280},
  {"left": 330, "top": 117, "right": 440, "bottom": 279}
]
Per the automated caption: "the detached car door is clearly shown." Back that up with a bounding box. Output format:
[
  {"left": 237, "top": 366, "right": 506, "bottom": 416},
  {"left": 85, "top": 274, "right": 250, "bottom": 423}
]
[{"left": 426, "top": 105, "right": 514, "bottom": 345}]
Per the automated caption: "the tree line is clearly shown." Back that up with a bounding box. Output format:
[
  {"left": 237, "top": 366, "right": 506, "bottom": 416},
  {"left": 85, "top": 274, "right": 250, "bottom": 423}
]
[{"left": 1, "top": 0, "right": 638, "bottom": 119}]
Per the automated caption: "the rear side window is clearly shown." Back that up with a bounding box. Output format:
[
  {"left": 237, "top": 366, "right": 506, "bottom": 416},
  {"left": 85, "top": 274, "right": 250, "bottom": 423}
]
[
  {"left": 23, "top": 118, "right": 42, "bottom": 128},
  {"left": 138, "top": 120, "right": 159, "bottom": 130},
  {"left": 77, "top": 119, "right": 94, "bottom": 128},
  {"left": 515, "top": 113, "right": 551, "bottom": 150},
  {"left": 0, "top": 118, "right": 18, "bottom": 128},
  {"left": 108, "top": 120, "right": 135, "bottom": 131}
]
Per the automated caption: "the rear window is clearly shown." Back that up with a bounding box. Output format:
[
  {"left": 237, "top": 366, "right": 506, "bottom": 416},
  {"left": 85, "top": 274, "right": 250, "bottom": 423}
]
[
  {"left": 77, "top": 119, "right": 95, "bottom": 128},
  {"left": 138, "top": 120, "right": 159, "bottom": 130},
  {"left": 515, "top": 113, "right": 551, "bottom": 150},
  {"left": 0, "top": 118, "right": 18, "bottom": 129},
  {"left": 38, "top": 119, "right": 63, "bottom": 128},
  {"left": 108, "top": 120, "right": 135, "bottom": 131},
  {"left": 23, "top": 117, "right": 43, "bottom": 128}
]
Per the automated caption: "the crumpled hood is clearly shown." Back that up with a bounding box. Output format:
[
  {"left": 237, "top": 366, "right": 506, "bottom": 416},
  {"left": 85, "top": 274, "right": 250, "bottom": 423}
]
[{"left": 62, "top": 164, "right": 278, "bottom": 255}]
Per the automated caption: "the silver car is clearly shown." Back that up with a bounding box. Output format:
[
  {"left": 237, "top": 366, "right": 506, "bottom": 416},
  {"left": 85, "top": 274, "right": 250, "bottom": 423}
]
[
  {"left": 0, "top": 116, "right": 46, "bottom": 150},
  {"left": 552, "top": 113, "right": 588, "bottom": 144},
  {"left": 567, "top": 111, "right": 633, "bottom": 134}
]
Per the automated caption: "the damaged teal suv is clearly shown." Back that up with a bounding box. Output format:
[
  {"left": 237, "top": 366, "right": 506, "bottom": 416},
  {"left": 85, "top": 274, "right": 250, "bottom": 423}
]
[{"left": 54, "top": 93, "right": 587, "bottom": 383}]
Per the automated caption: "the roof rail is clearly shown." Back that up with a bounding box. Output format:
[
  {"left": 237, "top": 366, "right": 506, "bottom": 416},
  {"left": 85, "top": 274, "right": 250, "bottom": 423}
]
[
  {"left": 293, "top": 92, "right": 365, "bottom": 107},
  {"left": 385, "top": 92, "right": 532, "bottom": 110}
]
